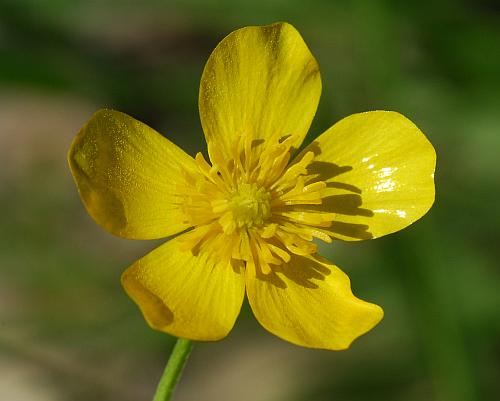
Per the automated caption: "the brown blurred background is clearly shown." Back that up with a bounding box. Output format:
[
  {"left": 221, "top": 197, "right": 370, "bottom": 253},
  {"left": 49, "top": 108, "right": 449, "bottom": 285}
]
[{"left": 1, "top": 1, "right": 499, "bottom": 400}]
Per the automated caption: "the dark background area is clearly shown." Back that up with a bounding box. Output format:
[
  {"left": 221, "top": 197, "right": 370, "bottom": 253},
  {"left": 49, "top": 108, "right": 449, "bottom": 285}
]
[{"left": 1, "top": 1, "right": 499, "bottom": 400}]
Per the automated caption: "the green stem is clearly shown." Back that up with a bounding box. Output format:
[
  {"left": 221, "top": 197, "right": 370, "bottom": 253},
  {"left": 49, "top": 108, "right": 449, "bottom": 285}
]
[{"left": 152, "top": 338, "right": 194, "bottom": 401}]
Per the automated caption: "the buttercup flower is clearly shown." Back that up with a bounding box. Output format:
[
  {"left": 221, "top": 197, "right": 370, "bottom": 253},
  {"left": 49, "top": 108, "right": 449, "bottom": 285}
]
[{"left": 68, "top": 22, "right": 435, "bottom": 350}]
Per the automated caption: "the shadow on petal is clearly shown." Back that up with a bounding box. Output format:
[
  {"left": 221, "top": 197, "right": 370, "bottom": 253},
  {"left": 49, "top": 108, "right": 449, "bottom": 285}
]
[
  {"left": 256, "top": 254, "right": 332, "bottom": 290},
  {"left": 307, "top": 159, "right": 353, "bottom": 181},
  {"left": 304, "top": 155, "right": 375, "bottom": 240},
  {"left": 330, "top": 221, "right": 373, "bottom": 240},
  {"left": 322, "top": 194, "right": 374, "bottom": 217}
]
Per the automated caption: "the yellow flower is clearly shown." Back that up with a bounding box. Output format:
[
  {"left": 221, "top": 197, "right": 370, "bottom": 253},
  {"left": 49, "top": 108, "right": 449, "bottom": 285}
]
[{"left": 68, "top": 22, "right": 435, "bottom": 350}]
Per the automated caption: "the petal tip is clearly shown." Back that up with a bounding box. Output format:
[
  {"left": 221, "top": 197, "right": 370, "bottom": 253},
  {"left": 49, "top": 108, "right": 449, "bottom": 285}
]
[{"left": 332, "top": 302, "right": 385, "bottom": 351}]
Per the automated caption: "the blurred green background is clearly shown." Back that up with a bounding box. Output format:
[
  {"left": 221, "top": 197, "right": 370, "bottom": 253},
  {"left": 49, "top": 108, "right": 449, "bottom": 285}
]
[{"left": 1, "top": 0, "right": 499, "bottom": 400}]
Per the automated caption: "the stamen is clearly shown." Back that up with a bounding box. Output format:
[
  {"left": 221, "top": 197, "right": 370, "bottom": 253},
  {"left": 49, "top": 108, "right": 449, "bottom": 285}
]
[{"left": 178, "top": 131, "right": 337, "bottom": 273}]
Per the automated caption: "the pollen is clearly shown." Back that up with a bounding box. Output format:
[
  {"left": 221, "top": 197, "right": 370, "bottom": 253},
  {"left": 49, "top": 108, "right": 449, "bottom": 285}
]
[{"left": 229, "top": 183, "right": 271, "bottom": 229}]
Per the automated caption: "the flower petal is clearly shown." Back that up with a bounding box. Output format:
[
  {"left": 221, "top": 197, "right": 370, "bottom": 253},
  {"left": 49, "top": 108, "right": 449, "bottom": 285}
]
[
  {"left": 199, "top": 22, "right": 321, "bottom": 158},
  {"left": 122, "top": 232, "right": 246, "bottom": 340},
  {"left": 68, "top": 109, "right": 197, "bottom": 239},
  {"left": 246, "top": 254, "right": 383, "bottom": 350},
  {"left": 301, "top": 111, "right": 436, "bottom": 241}
]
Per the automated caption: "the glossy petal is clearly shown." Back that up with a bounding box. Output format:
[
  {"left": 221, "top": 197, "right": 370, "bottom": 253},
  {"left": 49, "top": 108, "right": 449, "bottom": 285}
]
[
  {"left": 122, "top": 232, "right": 246, "bottom": 340},
  {"left": 246, "top": 254, "right": 383, "bottom": 350},
  {"left": 301, "top": 111, "right": 436, "bottom": 241},
  {"left": 68, "top": 109, "right": 198, "bottom": 239},
  {"left": 199, "top": 22, "right": 321, "bottom": 158}
]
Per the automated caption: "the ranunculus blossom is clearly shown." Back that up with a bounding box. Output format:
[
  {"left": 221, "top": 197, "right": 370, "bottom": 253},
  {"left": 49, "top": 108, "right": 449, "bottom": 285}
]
[{"left": 68, "top": 22, "right": 436, "bottom": 350}]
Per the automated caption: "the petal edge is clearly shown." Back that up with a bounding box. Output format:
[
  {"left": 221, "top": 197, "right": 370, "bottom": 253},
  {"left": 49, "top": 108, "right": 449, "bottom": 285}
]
[
  {"left": 246, "top": 254, "right": 383, "bottom": 350},
  {"left": 300, "top": 111, "right": 436, "bottom": 241},
  {"left": 68, "top": 109, "right": 197, "bottom": 239}
]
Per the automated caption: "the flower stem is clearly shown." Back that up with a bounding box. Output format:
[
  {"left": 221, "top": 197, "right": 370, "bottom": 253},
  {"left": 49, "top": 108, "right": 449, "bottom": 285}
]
[{"left": 152, "top": 338, "right": 193, "bottom": 401}]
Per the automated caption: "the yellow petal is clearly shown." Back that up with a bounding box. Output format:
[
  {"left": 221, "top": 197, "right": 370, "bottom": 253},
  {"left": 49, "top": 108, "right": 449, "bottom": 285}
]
[
  {"left": 199, "top": 22, "right": 321, "bottom": 158},
  {"left": 246, "top": 254, "right": 383, "bottom": 350},
  {"left": 302, "top": 111, "right": 436, "bottom": 240},
  {"left": 122, "top": 232, "right": 246, "bottom": 340},
  {"left": 68, "top": 109, "right": 197, "bottom": 239}
]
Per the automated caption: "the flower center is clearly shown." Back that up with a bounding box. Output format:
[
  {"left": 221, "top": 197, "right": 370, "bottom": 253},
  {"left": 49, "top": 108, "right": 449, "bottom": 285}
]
[
  {"left": 178, "top": 135, "right": 336, "bottom": 269},
  {"left": 229, "top": 183, "right": 271, "bottom": 228}
]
